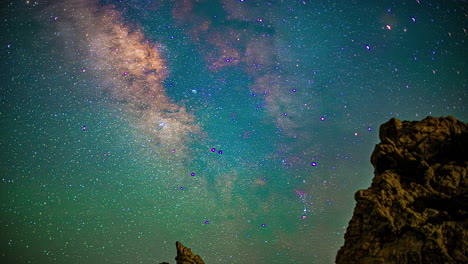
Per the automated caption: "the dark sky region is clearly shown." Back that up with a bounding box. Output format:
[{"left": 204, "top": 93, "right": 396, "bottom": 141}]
[{"left": 0, "top": 0, "right": 466, "bottom": 263}]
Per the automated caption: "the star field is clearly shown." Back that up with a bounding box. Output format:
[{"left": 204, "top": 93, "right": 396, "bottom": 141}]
[{"left": 0, "top": 0, "right": 467, "bottom": 263}]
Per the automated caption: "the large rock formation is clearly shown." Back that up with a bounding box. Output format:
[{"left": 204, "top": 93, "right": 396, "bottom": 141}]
[
  {"left": 175, "top": 241, "right": 205, "bottom": 264},
  {"left": 336, "top": 116, "right": 468, "bottom": 264}
]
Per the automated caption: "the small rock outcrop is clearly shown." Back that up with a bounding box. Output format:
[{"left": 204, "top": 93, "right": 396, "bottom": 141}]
[
  {"left": 336, "top": 116, "right": 468, "bottom": 264},
  {"left": 175, "top": 241, "right": 205, "bottom": 264}
]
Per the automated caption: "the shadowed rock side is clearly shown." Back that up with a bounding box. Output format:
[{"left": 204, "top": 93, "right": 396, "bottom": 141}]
[
  {"left": 336, "top": 116, "right": 468, "bottom": 264},
  {"left": 175, "top": 241, "right": 205, "bottom": 264}
]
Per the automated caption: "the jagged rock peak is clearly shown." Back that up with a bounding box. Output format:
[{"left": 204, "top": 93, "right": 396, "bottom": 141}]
[
  {"left": 175, "top": 241, "right": 205, "bottom": 264},
  {"left": 336, "top": 116, "right": 468, "bottom": 264}
]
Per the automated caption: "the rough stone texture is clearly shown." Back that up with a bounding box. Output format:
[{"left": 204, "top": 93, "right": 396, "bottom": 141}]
[
  {"left": 175, "top": 241, "right": 205, "bottom": 264},
  {"left": 336, "top": 116, "right": 468, "bottom": 264}
]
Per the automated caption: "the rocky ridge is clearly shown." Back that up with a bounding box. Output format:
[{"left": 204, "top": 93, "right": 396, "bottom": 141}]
[
  {"left": 159, "top": 241, "right": 205, "bottom": 264},
  {"left": 336, "top": 116, "right": 468, "bottom": 263}
]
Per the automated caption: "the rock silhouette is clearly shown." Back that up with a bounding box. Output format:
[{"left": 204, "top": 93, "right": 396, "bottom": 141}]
[
  {"left": 336, "top": 116, "right": 468, "bottom": 263},
  {"left": 175, "top": 241, "right": 205, "bottom": 264}
]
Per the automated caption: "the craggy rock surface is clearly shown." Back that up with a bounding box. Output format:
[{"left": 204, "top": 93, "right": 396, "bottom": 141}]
[
  {"left": 336, "top": 116, "right": 468, "bottom": 264},
  {"left": 175, "top": 241, "right": 205, "bottom": 264}
]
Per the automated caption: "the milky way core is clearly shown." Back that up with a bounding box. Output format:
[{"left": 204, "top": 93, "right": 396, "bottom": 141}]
[{"left": 53, "top": 0, "right": 200, "bottom": 160}]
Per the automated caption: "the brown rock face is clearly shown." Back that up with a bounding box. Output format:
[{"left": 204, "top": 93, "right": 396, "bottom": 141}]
[
  {"left": 336, "top": 116, "right": 468, "bottom": 264},
  {"left": 175, "top": 241, "right": 206, "bottom": 264}
]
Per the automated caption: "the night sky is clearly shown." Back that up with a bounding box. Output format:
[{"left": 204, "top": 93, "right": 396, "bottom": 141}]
[{"left": 1, "top": 0, "right": 466, "bottom": 263}]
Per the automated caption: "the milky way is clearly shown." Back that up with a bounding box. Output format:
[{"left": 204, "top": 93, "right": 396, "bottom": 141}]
[
  {"left": 1, "top": 0, "right": 466, "bottom": 263},
  {"left": 51, "top": 0, "right": 200, "bottom": 163}
]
